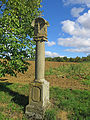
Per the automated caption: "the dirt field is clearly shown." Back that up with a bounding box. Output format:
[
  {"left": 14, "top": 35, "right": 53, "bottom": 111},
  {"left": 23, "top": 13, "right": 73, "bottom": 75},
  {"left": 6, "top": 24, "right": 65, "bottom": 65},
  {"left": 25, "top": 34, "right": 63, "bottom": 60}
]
[{"left": 0, "top": 61, "right": 89, "bottom": 90}]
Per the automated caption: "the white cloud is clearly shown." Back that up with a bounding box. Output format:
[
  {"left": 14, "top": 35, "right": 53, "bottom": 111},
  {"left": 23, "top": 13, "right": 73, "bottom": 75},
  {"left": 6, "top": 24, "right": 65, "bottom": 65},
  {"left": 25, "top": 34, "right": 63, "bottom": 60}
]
[
  {"left": 47, "top": 41, "right": 56, "bottom": 46},
  {"left": 58, "top": 10, "right": 90, "bottom": 54},
  {"left": 63, "top": 0, "right": 90, "bottom": 8},
  {"left": 65, "top": 47, "right": 90, "bottom": 54},
  {"left": 58, "top": 37, "right": 90, "bottom": 47},
  {"left": 61, "top": 14, "right": 90, "bottom": 38},
  {"left": 45, "top": 51, "right": 62, "bottom": 57},
  {"left": 71, "top": 7, "right": 84, "bottom": 17},
  {"left": 61, "top": 20, "right": 75, "bottom": 34},
  {"left": 77, "top": 10, "right": 90, "bottom": 29}
]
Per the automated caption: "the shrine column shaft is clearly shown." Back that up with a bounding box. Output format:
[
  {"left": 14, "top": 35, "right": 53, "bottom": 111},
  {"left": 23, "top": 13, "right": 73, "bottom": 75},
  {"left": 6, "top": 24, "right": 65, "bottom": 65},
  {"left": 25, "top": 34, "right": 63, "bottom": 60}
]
[{"left": 35, "top": 40, "right": 45, "bottom": 81}]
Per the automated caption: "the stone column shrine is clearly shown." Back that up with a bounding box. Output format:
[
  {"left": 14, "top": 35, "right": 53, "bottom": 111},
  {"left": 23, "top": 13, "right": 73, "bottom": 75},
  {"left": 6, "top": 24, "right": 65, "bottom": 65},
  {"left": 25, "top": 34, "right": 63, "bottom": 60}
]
[{"left": 25, "top": 17, "right": 50, "bottom": 119}]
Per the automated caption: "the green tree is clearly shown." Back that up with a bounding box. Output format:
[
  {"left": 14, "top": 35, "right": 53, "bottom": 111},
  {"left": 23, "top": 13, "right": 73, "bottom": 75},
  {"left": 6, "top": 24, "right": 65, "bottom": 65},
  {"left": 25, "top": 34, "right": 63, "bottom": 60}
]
[
  {"left": 81, "top": 57, "right": 87, "bottom": 62},
  {"left": 87, "top": 55, "right": 90, "bottom": 61},
  {"left": 45, "top": 57, "right": 52, "bottom": 61},
  {"left": 69, "top": 57, "right": 74, "bottom": 62},
  {"left": 63, "top": 56, "right": 68, "bottom": 62},
  {"left": 0, "top": 0, "right": 42, "bottom": 77},
  {"left": 75, "top": 56, "right": 81, "bottom": 62}
]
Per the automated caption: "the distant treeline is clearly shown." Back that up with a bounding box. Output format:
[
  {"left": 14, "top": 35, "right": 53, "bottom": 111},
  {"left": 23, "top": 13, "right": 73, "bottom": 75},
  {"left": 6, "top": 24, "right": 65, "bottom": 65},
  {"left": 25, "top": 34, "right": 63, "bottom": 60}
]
[
  {"left": 45, "top": 55, "right": 90, "bottom": 62},
  {"left": 25, "top": 55, "right": 90, "bottom": 62}
]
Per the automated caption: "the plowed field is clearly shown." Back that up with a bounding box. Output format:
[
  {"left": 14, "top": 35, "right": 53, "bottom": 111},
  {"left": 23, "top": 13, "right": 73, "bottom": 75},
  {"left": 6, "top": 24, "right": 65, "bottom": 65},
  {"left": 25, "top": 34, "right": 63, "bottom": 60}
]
[{"left": 0, "top": 61, "right": 89, "bottom": 90}]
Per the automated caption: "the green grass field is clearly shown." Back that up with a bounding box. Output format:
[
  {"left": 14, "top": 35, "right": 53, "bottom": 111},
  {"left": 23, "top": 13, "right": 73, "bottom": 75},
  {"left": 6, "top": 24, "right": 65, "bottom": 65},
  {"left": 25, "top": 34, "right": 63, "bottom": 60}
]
[
  {"left": 46, "top": 62, "right": 90, "bottom": 86},
  {"left": 50, "top": 87, "right": 90, "bottom": 120},
  {"left": 0, "top": 62, "right": 90, "bottom": 120},
  {"left": 0, "top": 83, "right": 28, "bottom": 120},
  {"left": 0, "top": 83, "right": 90, "bottom": 120}
]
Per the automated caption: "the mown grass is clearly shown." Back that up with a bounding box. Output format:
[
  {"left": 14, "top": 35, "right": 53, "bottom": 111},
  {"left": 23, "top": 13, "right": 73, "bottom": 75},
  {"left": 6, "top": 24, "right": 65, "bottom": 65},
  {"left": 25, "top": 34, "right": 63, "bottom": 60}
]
[
  {"left": 50, "top": 87, "right": 90, "bottom": 120},
  {"left": 0, "top": 83, "right": 28, "bottom": 120},
  {"left": 0, "top": 62, "right": 90, "bottom": 119},
  {"left": 45, "top": 67, "right": 54, "bottom": 76},
  {"left": 45, "top": 62, "right": 90, "bottom": 86},
  {"left": 0, "top": 82, "right": 90, "bottom": 120}
]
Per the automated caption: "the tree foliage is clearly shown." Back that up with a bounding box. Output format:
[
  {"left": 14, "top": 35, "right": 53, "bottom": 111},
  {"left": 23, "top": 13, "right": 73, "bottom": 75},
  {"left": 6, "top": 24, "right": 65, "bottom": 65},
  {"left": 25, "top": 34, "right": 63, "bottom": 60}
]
[{"left": 0, "top": 0, "right": 42, "bottom": 77}]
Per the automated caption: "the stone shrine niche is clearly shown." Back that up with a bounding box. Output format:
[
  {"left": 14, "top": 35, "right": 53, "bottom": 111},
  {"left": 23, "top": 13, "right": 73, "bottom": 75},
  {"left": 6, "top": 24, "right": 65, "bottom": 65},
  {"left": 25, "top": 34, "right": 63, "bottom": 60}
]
[{"left": 31, "top": 17, "right": 49, "bottom": 41}]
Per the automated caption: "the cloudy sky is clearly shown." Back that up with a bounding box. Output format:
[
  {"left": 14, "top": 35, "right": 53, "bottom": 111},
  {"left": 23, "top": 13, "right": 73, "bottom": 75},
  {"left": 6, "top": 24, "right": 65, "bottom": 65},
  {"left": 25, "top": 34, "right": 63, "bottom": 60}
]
[{"left": 41, "top": 0, "right": 90, "bottom": 58}]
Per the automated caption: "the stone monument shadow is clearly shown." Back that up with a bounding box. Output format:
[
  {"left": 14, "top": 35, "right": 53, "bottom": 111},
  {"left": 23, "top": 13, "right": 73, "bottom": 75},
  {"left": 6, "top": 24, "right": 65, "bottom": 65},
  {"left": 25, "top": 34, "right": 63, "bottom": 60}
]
[
  {"left": 0, "top": 82, "right": 28, "bottom": 112},
  {"left": 0, "top": 78, "right": 8, "bottom": 81}
]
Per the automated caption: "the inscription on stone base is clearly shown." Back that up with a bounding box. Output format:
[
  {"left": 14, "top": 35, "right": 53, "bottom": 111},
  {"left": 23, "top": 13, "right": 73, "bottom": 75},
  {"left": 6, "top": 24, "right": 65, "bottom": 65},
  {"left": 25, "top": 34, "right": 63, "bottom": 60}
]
[{"left": 32, "top": 86, "right": 41, "bottom": 102}]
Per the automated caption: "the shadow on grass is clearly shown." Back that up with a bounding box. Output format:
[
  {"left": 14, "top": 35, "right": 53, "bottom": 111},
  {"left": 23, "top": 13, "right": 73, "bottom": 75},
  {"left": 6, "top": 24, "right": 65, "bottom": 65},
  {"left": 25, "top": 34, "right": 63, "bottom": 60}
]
[
  {"left": 0, "top": 79, "right": 8, "bottom": 81},
  {"left": 0, "top": 82, "right": 29, "bottom": 112}
]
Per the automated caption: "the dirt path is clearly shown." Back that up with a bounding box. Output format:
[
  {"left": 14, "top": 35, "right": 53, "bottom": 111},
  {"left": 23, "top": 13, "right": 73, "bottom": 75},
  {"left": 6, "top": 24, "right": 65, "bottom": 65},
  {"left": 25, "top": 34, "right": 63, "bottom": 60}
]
[{"left": 0, "top": 61, "right": 89, "bottom": 90}]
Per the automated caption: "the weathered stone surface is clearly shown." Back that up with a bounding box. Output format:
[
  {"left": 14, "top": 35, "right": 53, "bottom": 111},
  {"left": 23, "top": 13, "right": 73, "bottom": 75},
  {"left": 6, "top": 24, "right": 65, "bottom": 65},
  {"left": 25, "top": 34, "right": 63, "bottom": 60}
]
[
  {"left": 35, "top": 41, "right": 45, "bottom": 82},
  {"left": 29, "top": 80, "right": 49, "bottom": 106},
  {"left": 32, "top": 86, "right": 41, "bottom": 102},
  {"left": 31, "top": 17, "right": 49, "bottom": 41},
  {"left": 25, "top": 17, "right": 50, "bottom": 120},
  {"left": 25, "top": 80, "right": 50, "bottom": 119}
]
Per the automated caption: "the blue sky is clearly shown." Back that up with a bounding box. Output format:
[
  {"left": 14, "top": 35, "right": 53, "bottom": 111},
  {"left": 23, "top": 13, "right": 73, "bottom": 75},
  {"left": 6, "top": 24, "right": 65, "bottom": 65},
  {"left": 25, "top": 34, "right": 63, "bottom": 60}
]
[{"left": 40, "top": 0, "right": 90, "bottom": 58}]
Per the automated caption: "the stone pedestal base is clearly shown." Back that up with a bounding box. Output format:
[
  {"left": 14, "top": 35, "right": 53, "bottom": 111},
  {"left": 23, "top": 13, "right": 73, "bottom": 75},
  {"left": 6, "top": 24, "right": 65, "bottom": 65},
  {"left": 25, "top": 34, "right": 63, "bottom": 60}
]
[{"left": 25, "top": 80, "right": 50, "bottom": 119}]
